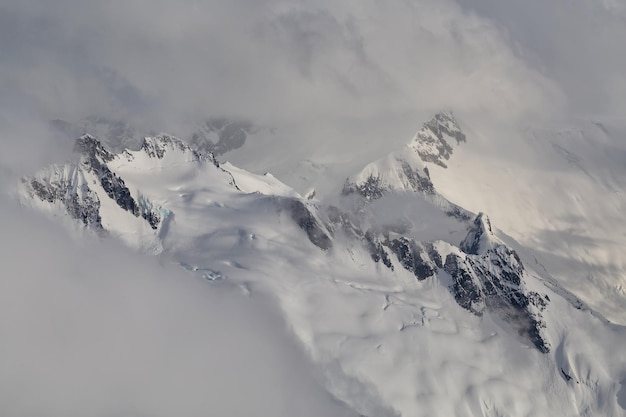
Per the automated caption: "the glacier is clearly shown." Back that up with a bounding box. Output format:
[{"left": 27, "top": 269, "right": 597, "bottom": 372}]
[{"left": 16, "top": 112, "right": 626, "bottom": 416}]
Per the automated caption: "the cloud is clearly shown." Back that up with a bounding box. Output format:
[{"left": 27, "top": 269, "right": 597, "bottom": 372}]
[
  {"left": 457, "top": 0, "right": 626, "bottom": 119},
  {"left": 0, "top": 0, "right": 571, "bottom": 139},
  {"left": 0, "top": 196, "right": 357, "bottom": 417}
]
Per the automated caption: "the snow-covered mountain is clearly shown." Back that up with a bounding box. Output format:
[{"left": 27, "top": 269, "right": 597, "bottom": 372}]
[
  {"left": 419, "top": 118, "right": 626, "bottom": 326},
  {"left": 18, "top": 112, "right": 626, "bottom": 416}
]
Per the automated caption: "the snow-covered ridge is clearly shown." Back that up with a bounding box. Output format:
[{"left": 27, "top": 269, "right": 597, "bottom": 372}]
[
  {"left": 18, "top": 121, "right": 626, "bottom": 417},
  {"left": 19, "top": 134, "right": 327, "bottom": 253},
  {"left": 343, "top": 112, "right": 466, "bottom": 204},
  {"left": 343, "top": 147, "right": 435, "bottom": 200}
]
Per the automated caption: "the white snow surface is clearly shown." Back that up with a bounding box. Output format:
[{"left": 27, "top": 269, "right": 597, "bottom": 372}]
[
  {"left": 426, "top": 118, "right": 626, "bottom": 325},
  {"left": 18, "top": 131, "right": 626, "bottom": 417}
]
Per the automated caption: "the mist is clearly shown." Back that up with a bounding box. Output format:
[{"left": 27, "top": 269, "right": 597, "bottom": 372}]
[
  {"left": 1, "top": 1, "right": 624, "bottom": 414},
  {"left": 0, "top": 195, "right": 359, "bottom": 416},
  {"left": 2, "top": 0, "right": 601, "bottom": 165}
]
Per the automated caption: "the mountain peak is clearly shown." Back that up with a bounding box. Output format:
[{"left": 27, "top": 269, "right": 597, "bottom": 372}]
[
  {"left": 141, "top": 134, "right": 197, "bottom": 159},
  {"left": 74, "top": 134, "right": 115, "bottom": 163},
  {"left": 460, "top": 212, "right": 497, "bottom": 255},
  {"left": 408, "top": 111, "right": 466, "bottom": 168}
]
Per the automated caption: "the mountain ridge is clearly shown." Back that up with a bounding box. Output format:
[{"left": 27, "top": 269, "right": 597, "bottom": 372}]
[{"left": 17, "top": 114, "right": 626, "bottom": 417}]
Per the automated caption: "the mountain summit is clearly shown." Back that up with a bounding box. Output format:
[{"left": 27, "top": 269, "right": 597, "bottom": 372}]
[{"left": 18, "top": 115, "right": 626, "bottom": 417}]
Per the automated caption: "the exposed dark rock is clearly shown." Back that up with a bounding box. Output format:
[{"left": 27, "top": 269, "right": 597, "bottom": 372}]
[
  {"left": 443, "top": 204, "right": 473, "bottom": 221},
  {"left": 27, "top": 177, "right": 103, "bottom": 229},
  {"left": 74, "top": 134, "right": 115, "bottom": 163},
  {"left": 23, "top": 134, "right": 224, "bottom": 237},
  {"left": 424, "top": 242, "right": 443, "bottom": 268},
  {"left": 369, "top": 212, "right": 552, "bottom": 353},
  {"left": 460, "top": 213, "right": 493, "bottom": 255},
  {"left": 399, "top": 162, "right": 436, "bottom": 195},
  {"left": 411, "top": 112, "right": 466, "bottom": 168},
  {"left": 426, "top": 112, "right": 467, "bottom": 145},
  {"left": 341, "top": 162, "right": 435, "bottom": 201},
  {"left": 561, "top": 368, "right": 573, "bottom": 382},
  {"left": 388, "top": 237, "right": 438, "bottom": 280},
  {"left": 278, "top": 198, "right": 332, "bottom": 250},
  {"left": 365, "top": 231, "right": 394, "bottom": 270},
  {"left": 442, "top": 240, "right": 551, "bottom": 353},
  {"left": 141, "top": 134, "right": 204, "bottom": 162},
  {"left": 444, "top": 253, "right": 485, "bottom": 315},
  {"left": 342, "top": 175, "right": 386, "bottom": 200}
]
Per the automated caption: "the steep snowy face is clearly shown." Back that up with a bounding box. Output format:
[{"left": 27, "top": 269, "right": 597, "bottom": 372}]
[
  {"left": 343, "top": 112, "right": 465, "bottom": 201},
  {"left": 20, "top": 134, "right": 329, "bottom": 254},
  {"left": 18, "top": 121, "right": 626, "bottom": 417},
  {"left": 342, "top": 148, "right": 435, "bottom": 200},
  {"left": 423, "top": 119, "right": 626, "bottom": 325},
  {"left": 23, "top": 134, "right": 165, "bottom": 235},
  {"left": 21, "top": 134, "right": 221, "bottom": 251},
  {"left": 360, "top": 212, "right": 551, "bottom": 353},
  {"left": 339, "top": 129, "right": 550, "bottom": 353}
]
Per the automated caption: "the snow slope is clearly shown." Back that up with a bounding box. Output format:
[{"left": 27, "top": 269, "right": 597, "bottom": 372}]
[
  {"left": 18, "top": 127, "right": 626, "bottom": 417},
  {"left": 425, "top": 118, "right": 626, "bottom": 325}
]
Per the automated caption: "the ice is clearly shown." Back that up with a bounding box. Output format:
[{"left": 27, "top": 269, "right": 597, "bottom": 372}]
[{"left": 17, "top": 125, "right": 626, "bottom": 417}]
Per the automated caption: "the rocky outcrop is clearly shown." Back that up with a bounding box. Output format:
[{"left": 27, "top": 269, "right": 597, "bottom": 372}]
[
  {"left": 387, "top": 238, "right": 438, "bottom": 280},
  {"left": 23, "top": 135, "right": 168, "bottom": 233},
  {"left": 141, "top": 134, "right": 209, "bottom": 163},
  {"left": 362, "top": 213, "right": 551, "bottom": 353},
  {"left": 342, "top": 150, "right": 435, "bottom": 201},
  {"left": 25, "top": 167, "right": 104, "bottom": 230},
  {"left": 276, "top": 197, "right": 333, "bottom": 250},
  {"left": 76, "top": 135, "right": 162, "bottom": 230},
  {"left": 408, "top": 112, "right": 466, "bottom": 168}
]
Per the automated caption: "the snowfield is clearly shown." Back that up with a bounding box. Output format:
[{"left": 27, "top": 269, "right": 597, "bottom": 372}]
[{"left": 17, "top": 114, "right": 626, "bottom": 417}]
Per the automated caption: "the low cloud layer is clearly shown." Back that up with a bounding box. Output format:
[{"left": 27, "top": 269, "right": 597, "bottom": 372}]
[
  {"left": 0, "top": 3, "right": 624, "bottom": 413},
  {"left": 0, "top": 197, "right": 356, "bottom": 417},
  {"left": 4, "top": 0, "right": 612, "bottom": 154}
]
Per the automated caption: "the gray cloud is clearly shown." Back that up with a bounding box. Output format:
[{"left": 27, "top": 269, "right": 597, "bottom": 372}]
[
  {"left": 457, "top": 0, "right": 626, "bottom": 119},
  {"left": 0, "top": 0, "right": 574, "bottom": 144},
  {"left": 0, "top": 2, "right": 624, "bottom": 414},
  {"left": 0, "top": 196, "right": 357, "bottom": 417}
]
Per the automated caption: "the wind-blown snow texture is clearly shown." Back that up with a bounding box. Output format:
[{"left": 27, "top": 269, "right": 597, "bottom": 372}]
[{"left": 20, "top": 113, "right": 626, "bottom": 417}]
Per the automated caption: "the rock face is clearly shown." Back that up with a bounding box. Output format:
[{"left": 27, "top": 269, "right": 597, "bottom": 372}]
[
  {"left": 363, "top": 213, "right": 551, "bottom": 353},
  {"left": 140, "top": 134, "right": 214, "bottom": 166},
  {"left": 342, "top": 148, "right": 435, "bottom": 201},
  {"left": 26, "top": 112, "right": 550, "bottom": 354},
  {"left": 21, "top": 135, "right": 182, "bottom": 236},
  {"left": 342, "top": 112, "right": 470, "bottom": 220},
  {"left": 25, "top": 165, "right": 104, "bottom": 229},
  {"left": 338, "top": 111, "right": 550, "bottom": 352},
  {"left": 408, "top": 111, "right": 466, "bottom": 168},
  {"left": 76, "top": 135, "right": 163, "bottom": 230},
  {"left": 276, "top": 197, "right": 333, "bottom": 250},
  {"left": 21, "top": 133, "right": 328, "bottom": 253}
]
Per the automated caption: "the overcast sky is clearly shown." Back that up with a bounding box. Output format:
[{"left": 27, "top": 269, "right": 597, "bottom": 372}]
[
  {"left": 1, "top": 0, "right": 624, "bottom": 172},
  {"left": 0, "top": 1, "right": 624, "bottom": 415}
]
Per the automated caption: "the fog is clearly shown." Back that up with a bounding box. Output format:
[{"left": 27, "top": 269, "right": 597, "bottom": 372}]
[
  {"left": 0, "top": 196, "right": 358, "bottom": 416},
  {"left": 1, "top": 1, "right": 624, "bottom": 415},
  {"left": 3, "top": 0, "right": 608, "bottom": 160}
]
